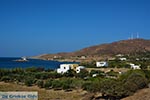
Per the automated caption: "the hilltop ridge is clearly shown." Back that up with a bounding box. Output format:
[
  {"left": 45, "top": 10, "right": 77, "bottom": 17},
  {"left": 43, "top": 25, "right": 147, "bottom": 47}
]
[{"left": 34, "top": 38, "right": 150, "bottom": 61}]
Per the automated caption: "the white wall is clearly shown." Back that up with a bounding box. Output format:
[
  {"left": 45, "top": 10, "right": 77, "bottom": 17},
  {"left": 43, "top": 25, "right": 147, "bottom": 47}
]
[
  {"left": 96, "top": 61, "right": 108, "bottom": 67},
  {"left": 57, "top": 64, "right": 71, "bottom": 74},
  {"left": 130, "top": 63, "right": 141, "bottom": 69}
]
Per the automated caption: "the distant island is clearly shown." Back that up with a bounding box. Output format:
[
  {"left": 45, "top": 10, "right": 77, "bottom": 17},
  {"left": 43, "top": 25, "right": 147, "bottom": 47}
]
[{"left": 14, "top": 57, "right": 28, "bottom": 62}]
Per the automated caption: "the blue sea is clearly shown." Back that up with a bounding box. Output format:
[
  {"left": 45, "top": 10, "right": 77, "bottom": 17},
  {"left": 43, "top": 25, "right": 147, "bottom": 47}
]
[{"left": 0, "top": 57, "right": 77, "bottom": 70}]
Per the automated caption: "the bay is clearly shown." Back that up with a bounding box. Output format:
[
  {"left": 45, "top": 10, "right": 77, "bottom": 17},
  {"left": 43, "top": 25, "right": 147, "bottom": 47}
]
[{"left": 0, "top": 57, "right": 77, "bottom": 70}]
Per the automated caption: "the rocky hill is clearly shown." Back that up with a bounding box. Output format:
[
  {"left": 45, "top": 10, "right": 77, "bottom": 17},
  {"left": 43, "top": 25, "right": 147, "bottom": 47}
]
[
  {"left": 74, "top": 38, "right": 150, "bottom": 55},
  {"left": 34, "top": 39, "right": 150, "bottom": 60}
]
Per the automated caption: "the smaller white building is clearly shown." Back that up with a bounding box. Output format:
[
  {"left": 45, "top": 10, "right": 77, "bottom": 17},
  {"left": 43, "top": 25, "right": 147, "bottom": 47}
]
[
  {"left": 130, "top": 63, "right": 141, "bottom": 69},
  {"left": 119, "top": 58, "right": 127, "bottom": 61},
  {"left": 116, "top": 54, "right": 124, "bottom": 57},
  {"left": 92, "top": 74, "right": 98, "bottom": 77},
  {"left": 96, "top": 61, "right": 108, "bottom": 67}
]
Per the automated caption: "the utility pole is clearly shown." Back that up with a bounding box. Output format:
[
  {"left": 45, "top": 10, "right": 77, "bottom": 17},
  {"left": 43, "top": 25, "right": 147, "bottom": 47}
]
[{"left": 136, "top": 32, "right": 139, "bottom": 38}]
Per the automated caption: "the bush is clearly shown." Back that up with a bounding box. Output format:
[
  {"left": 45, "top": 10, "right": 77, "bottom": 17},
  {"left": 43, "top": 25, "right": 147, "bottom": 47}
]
[
  {"left": 82, "top": 81, "right": 92, "bottom": 91},
  {"left": 125, "top": 73, "right": 148, "bottom": 89},
  {"left": 1, "top": 76, "right": 12, "bottom": 82},
  {"left": 51, "top": 78, "right": 75, "bottom": 90},
  {"left": 118, "top": 70, "right": 148, "bottom": 96},
  {"left": 48, "top": 72, "right": 62, "bottom": 79},
  {"left": 11, "top": 68, "right": 24, "bottom": 74},
  {"left": 0, "top": 69, "right": 11, "bottom": 77},
  {"left": 62, "top": 83, "right": 70, "bottom": 90},
  {"left": 99, "top": 78, "right": 125, "bottom": 99},
  {"left": 123, "top": 81, "right": 138, "bottom": 96},
  {"left": 37, "top": 80, "right": 44, "bottom": 88},
  {"left": 12, "top": 74, "right": 24, "bottom": 82},
  {"left": 25, "top": 67, "right": 39, "bottom": 72},
  {"left": 52, "top": 80, "right": 63, "bottom": 89},
  {"left": 82, "top": 78, "right": 101, "bottom": 93},
  {"left": 62, "top": 78, "right": 73, "bottom": 90},
  {"left": 25, "top": 78, "right": 35, "bottom": 86},
  {"left": 63, "top": 69, "right": 76, "bottom": 77},
  {"left": 140, "top": 63, "right": 148, "bottom": 70},
  {"left": 35, "top": 72, "right": 50, "bottom": 80},
  {"left": 106, "top": 70, "right": 119, "bottom": 77},
  {"left": 44, "top": 79, "right": 53, "bottom": 89},
  {"left": 143, "top": 70, "right": 150, "bottom": 80},
  {"left": 70, "top": 78, "right": 84, "bottom": 89},
  {"left": 76, "top": 69, "right": 89, "bottom": 79}
]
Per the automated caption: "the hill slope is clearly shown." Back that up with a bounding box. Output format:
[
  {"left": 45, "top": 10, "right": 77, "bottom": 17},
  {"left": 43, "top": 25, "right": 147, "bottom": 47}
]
[
  {"left": 122, "top": 88, "right": 150, "bottom": 100},
  {"left": 35, "top": 39, "right": 150, "bottom": 60},
  {"left": 74, "top": 38, "right": 150, "bottom": 56}
]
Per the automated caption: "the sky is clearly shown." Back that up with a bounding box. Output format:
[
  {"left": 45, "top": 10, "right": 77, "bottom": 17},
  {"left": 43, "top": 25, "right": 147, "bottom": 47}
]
[{"left": 0, "top": 0, "right": 150, "bottom": 57}]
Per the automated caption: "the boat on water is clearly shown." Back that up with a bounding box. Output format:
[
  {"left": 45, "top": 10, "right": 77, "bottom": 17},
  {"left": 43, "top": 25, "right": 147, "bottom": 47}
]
[{"left": 14, "top": 57, "right": 28, "bottom": 62}]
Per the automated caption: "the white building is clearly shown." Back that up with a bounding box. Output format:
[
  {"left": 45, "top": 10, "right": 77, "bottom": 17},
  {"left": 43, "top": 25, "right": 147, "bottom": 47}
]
[
  {"left": 116, "top": 54, "right": 123, "bottom": 57},
  {"left": 57, "top": 64, "right": 85, "bottom": 74},
  {"left": 92, "top": 74, "right": 98, "bottom": 77},
  {"left": 130, "top": 63, "right": 141, "bottom": 69},
  {"left": 96, "top": 61, "right": 108, "bottom": 67},
  {"left": 119, "top": 58, "right": 127, "bottom": 61},
  {"left": 57, "top": 64, "right": 71, "bottom": 74}
]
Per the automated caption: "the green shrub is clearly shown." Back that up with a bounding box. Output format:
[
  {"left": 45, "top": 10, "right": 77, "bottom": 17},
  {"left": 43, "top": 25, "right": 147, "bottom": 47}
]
[
  {"left": 1, "top": 76, "right": 12, "bottom": 82},
  {"left": 82, "top": 81, "right": 92, "bottom": 91},
  {"left": 37, "top": 80, "right": 44, "bottom": 88},
  {"left": 125, "top": 73, "right": 148, "bottom": 89},
  {"left": 35, "top": 72, "right": 50, "bottom": 80},
  {"left": 11, "top": 68, "right": 24, "bottom": 74},
  {"left": 143, "top": 70, "right": 150, "bottom": 80},
  {"left": 25, "top": 78, "right": 35, "bottom": 86},
  {"left": 82, "top": 78, "right": 101, "bottom": 93},
  {"left": 48, "top": 72, "right": 62, "bottom": 79},
  {"left": 25, "top": 67, "right": 38, "bottom": 72},
  {"left": 52, "top": 80, "right": 63, "bottom": 89},
  {"left": 62, "top": 78, "right": 73, "bottom": 90},
  {"left": 99, "top": 78, "right": 125, "bottom": 98},
  {"left": 106, "top": 70, "right": 119, "bottom": 77},
  {"left": 70, "top": 78, "right": 84, "bottom": 89},
  {"left": 44, "top": 79, "right": 53, "bottom": 89},
  {"left": 76, "top": 69, "right": 89, "bottom": 79},
  {"left": 123, "top": 81, "right": 138, "bottom": 96},
  {"left": 63, "top": 69, "right": 76, "bottom": 77}
]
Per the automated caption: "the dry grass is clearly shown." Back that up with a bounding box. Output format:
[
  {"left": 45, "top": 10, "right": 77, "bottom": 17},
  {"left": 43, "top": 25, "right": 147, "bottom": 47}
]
[
  {"left": 1, "top": 82, "right": 150, "bottom": 100},
  {"left": 0, "top": 82, "right": 83, "bottom": 100}
]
